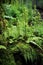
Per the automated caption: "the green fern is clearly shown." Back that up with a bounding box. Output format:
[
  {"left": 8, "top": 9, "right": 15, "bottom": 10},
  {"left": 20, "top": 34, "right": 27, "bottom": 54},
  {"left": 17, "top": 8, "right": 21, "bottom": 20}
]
[
  {"left": 0, "top": 1, "right": 43, "bottom": 65},
  {"left": 0, "top": 45, "right": 6, "bottom": 49}
]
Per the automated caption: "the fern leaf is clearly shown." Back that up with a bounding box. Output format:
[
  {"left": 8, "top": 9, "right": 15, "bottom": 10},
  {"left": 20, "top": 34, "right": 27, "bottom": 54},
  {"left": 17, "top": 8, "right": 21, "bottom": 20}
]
[
  {"left": 29, "top": 41, "right": 43, "bottom": 54},
  {"left": 0, "top": 45, "right": 6, "bottom": 49}
]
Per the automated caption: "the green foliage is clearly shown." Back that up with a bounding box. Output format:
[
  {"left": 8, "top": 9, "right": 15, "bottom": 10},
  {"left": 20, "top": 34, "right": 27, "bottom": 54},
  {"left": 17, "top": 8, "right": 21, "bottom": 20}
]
[
  {"left": 9, "top": 42, "right": 37, "bottom": 62},
  {"left": 0, "top": 45, "right": 6, "bottom": 49},
  {"left": 0, "top": 49, "right": 16, "bottom": 65},
  {"left": 0, "top": 0, "right": 43, "bottom": 65}
]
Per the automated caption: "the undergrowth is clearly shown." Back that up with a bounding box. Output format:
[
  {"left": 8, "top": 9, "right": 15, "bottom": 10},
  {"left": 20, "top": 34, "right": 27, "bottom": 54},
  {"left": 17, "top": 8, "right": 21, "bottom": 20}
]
[{"left": 0, "top": 0, "right": 43, "bottom": 65}]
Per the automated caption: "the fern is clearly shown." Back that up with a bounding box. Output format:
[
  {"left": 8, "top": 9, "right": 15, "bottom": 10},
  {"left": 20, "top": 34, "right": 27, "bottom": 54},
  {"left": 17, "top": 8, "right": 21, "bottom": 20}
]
[
  {"left": 0, "top": 1, "right": 43, "bottom": 65},
  {"left": 0, "top": 45, "right": 6, "bottom": 49}
]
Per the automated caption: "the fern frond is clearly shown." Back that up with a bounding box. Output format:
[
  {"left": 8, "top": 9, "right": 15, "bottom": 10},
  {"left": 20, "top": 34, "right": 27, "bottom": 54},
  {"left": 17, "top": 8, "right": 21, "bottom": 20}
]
[
  {"left": 29, "top": 41, "right": 43, "bottom": 54},
  {"left": 10, "top": 42, "right": 38, "bottom": 61},
  {"left": 0, "top": 45, "right": 6, "bottom": 49}
]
